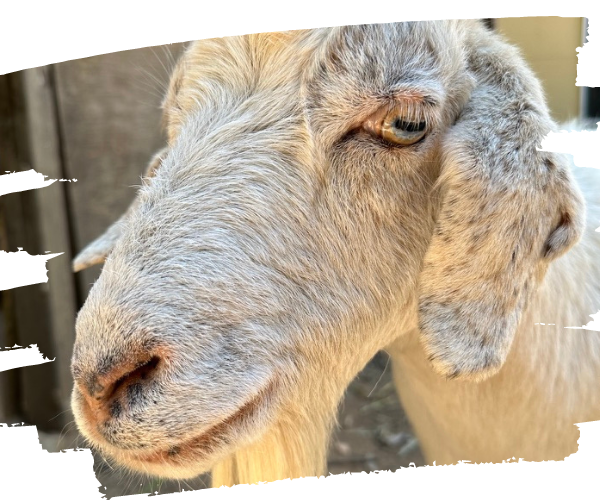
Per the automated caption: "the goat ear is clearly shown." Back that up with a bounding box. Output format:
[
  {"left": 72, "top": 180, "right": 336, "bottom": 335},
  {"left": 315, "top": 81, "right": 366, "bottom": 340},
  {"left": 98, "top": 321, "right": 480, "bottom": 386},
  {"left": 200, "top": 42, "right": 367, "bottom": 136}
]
[
  {"left": 72, "top": 147, "right": 168, "bottom": 272},
  {"left": 418, "top": 33, "right": 585, "bottom": 382}
]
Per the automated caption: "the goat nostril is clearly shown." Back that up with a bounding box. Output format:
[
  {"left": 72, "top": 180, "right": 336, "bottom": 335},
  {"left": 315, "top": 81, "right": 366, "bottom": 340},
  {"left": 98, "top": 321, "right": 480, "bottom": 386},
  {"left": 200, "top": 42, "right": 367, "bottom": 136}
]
[
  {"left": 108, "top": 356, "right": 160, "bottom": 401},
  {"left": 81, "top": 355, "right": 161, "bottom": 404}
]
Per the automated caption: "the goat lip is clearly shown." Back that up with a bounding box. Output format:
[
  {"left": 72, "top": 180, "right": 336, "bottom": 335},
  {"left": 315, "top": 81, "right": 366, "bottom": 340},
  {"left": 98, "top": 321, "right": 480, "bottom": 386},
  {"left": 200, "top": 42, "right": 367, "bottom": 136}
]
[{"left": 122, "top": 378, "right": 278, "bottom": 468}]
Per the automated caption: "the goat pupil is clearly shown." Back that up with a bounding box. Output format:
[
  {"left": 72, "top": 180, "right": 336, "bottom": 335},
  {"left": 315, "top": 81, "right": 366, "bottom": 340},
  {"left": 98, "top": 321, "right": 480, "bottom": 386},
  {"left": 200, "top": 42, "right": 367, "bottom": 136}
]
[{"left": 393, "top": 118, "right": 426, "bottom": 133}]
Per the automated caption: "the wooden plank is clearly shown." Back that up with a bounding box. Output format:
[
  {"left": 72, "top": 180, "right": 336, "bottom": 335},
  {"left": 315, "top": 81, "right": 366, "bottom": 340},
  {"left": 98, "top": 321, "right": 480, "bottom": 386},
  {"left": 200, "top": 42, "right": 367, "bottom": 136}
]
[
  {"left": 20, "top": 67, "right": 79, "bottom": 415},
  {"left": 0, "top": 74, "right": 19, "bottom": 424},
  {"left": 0, "top": 71, "right": 63, "bottom": 429}
]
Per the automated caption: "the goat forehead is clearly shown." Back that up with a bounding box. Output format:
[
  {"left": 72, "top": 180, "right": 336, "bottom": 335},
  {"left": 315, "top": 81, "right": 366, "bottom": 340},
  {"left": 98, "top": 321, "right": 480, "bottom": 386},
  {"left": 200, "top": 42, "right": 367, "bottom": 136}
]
[{"left": 326, "top": 23, "right": 458, "bottom": 74}]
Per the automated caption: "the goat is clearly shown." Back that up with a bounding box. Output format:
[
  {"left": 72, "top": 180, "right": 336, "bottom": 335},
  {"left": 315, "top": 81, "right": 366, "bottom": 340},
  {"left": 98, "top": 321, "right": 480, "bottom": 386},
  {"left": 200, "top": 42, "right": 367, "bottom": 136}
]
[{"left": 69, "top": 20, "right": 600, "bottom": 487}]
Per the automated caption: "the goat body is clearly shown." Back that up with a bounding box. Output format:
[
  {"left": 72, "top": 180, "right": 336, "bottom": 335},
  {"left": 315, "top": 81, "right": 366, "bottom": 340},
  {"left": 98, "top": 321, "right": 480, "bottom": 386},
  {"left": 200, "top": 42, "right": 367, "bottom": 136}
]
[{"left": 69, "top": 20, "right": 600, "bottom": 486}]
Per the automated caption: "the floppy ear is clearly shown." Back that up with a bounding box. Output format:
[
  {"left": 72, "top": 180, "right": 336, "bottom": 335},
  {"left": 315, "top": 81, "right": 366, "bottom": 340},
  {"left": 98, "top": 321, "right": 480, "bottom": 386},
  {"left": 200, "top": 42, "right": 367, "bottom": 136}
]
[
  {"left": 72, "top": 147, "right": 168, "bottom": 272},
  {"left": 418, "top": 29, "right": 585, "bottom": 381}
]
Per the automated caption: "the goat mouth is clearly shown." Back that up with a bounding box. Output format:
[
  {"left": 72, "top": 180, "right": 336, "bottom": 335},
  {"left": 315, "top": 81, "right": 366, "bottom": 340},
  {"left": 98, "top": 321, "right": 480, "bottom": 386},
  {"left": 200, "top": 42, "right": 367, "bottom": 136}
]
[{"left": 112, "top": 378, "right": 278, "bottom": 472}]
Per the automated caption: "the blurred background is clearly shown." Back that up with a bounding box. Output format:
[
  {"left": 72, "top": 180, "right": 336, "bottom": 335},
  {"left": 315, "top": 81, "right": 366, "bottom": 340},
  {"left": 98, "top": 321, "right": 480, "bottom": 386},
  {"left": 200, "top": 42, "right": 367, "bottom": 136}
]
[{"left": 0, "top": 17, "right": 597, "bottom": 497}]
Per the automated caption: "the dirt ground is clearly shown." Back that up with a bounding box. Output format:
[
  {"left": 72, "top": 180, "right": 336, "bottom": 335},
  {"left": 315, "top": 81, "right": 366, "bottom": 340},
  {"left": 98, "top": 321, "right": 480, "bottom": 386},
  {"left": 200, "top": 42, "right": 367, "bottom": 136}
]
[{"left": 39, "top": 352, "right": 425, "bottom": 497}]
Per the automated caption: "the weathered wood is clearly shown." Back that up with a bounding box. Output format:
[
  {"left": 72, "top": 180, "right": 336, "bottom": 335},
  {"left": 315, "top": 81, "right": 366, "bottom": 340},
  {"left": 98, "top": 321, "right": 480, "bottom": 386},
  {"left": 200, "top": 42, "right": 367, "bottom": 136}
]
[
  {"left": 21, "top": 67, "right": 79, "bottom": 414},
  {"left": 0, "top": 73, "right": 21, "bottom": 424},
  {"left": 0, "top": 71, "right": 63, "bottom": 429}
]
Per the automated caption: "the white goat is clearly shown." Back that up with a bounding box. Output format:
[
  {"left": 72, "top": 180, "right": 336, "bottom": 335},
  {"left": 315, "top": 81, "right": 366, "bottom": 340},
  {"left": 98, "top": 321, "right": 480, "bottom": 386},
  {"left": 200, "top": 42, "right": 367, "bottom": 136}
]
[{"left": 70, "top": 20, "right": 600, "bottom": 487}]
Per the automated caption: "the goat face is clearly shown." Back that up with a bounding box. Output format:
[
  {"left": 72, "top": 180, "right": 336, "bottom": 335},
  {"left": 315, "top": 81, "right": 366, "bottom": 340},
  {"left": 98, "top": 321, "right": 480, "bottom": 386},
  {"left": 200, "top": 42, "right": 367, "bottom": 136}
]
[{"left": 70, "top": 21, "right": 584, "bottom": 478}]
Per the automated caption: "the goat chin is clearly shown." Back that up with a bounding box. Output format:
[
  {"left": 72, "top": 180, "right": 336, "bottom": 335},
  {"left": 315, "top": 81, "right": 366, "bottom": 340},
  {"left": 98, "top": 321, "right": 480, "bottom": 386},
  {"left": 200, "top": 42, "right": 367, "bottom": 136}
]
[{"left": 70, "top": 21, "right": 600, "bottom": 487}]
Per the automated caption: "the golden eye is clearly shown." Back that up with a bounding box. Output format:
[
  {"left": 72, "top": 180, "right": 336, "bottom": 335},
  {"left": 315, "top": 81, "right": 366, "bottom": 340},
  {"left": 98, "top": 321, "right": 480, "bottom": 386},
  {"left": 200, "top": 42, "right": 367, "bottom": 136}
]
[{"left": 363, "top": 105, "right": 428, "bottom": 146}]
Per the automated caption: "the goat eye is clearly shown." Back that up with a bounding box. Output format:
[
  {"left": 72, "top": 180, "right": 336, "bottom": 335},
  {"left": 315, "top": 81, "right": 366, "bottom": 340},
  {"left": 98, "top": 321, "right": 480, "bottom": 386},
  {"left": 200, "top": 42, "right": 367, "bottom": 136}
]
[
  {"left": 363, "top": 106, "right": 428, "bottom": 146},
  {"left": 382, "top": 117, "right": 427, "bottom": 145}
]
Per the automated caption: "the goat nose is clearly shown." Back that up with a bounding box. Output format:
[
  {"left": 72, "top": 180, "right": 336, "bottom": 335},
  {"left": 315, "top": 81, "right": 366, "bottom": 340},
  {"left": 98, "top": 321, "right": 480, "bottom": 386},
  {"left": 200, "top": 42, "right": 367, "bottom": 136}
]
[{"left": 76, "top": 354, "right": 161, "bottom": 413}]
